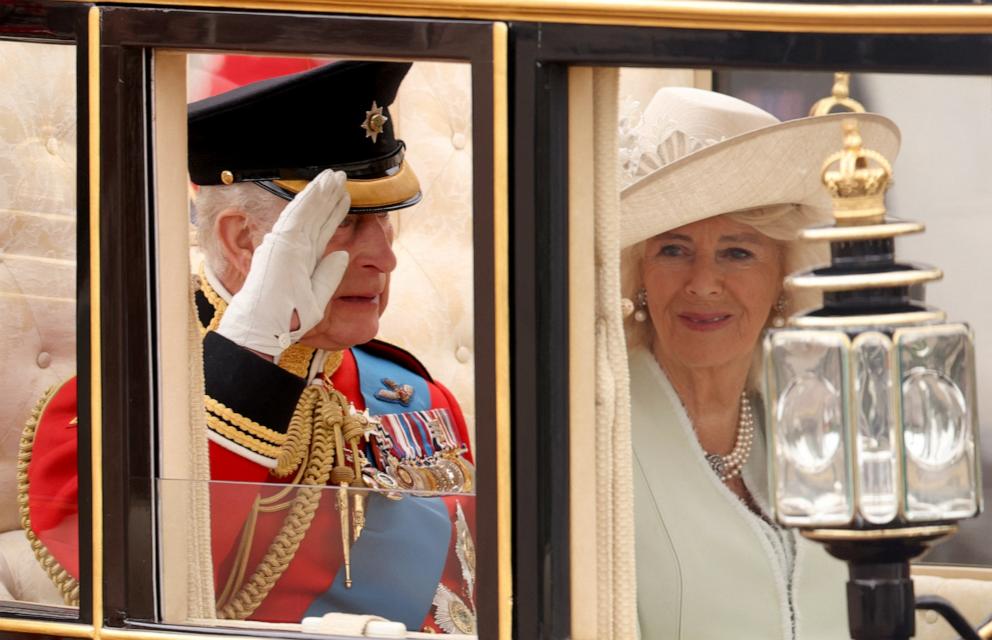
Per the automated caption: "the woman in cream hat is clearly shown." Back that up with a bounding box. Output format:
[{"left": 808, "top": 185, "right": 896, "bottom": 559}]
[{"left": 621, "top": 87, "right": 900, "bottom": 639}]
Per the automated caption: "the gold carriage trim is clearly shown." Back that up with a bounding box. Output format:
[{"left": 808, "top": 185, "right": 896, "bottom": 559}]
[
  {"left": 205, "top": 395, "right": 288, "bottom": 446},
  {"left": 17, "top": 381, "right": 80, "bottom": 607},
  {"left": 206, "top": 415, "right": 282, "bottom": 459}
]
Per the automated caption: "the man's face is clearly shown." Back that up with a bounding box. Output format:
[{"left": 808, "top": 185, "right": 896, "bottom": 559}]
[{"left": 298, "top": 211, "right": 397, "bottom": 351}]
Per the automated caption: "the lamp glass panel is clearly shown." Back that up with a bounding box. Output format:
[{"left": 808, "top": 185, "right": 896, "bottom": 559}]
[
  {"left": 766, "top": 331, "right": 853, "bottom": 526},
  {"left": 853, "top": 333, "right": 899, "bottom": 525},
  {"left": 896, "top": 324, "right": 980, "bottom": 522}
]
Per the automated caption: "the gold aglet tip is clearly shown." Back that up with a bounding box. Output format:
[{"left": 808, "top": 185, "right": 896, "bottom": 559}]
[{"left": 221, "top": 170, "right": 234, "bottom": 185}]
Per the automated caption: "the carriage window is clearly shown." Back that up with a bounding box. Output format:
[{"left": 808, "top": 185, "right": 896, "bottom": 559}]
[
  {"left": 0, "top": 39, "right": 79, "bottom": 611},
  {"left": 576, "top": 64, "right": 992, "bottom": 639},
  {"left": 155, "top": 52, "right": 479, "bottom": 634}
]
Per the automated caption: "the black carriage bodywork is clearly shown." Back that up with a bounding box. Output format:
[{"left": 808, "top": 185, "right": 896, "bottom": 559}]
[{"left": 3, "top": 1, "right": 992, "bottom": 639}]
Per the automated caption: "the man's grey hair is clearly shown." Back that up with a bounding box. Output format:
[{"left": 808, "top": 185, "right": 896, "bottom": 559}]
[{"left": 195, "top": 183, "right": 287, "bottom": 276}]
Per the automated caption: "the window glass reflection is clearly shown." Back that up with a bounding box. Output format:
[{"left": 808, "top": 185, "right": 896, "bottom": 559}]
[{"left": 157, "top": 54, "right": 478, "bottom": 635}]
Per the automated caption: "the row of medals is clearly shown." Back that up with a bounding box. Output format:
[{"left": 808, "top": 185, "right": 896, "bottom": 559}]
[{"left": 359, "top": 419, "right": 475, "bottom": 496}]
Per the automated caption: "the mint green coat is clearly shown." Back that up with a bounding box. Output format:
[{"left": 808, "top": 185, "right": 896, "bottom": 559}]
[{"left": 630, "top": 347, "right": 849, "bottom": 640}]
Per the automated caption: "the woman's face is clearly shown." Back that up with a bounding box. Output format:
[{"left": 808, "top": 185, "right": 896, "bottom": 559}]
[{"left": 641, "top": 214, "right": 784, "bottom": 373}]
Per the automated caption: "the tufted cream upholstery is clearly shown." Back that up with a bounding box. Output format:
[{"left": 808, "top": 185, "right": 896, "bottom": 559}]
[
  {"left": 0, "top": 40, "right": 78, "bottom": 605},
  {"left": 377, "top": 61, "right": 476, "bottom": 445}
]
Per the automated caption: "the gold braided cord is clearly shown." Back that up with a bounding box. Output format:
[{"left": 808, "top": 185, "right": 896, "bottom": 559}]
[
  {"left": 197, "top": 265, "right": 227, "bottom": 334},
  {"left": 217, "top": 385, "right": 341, "bottom": 620},
  {"left": 215, "top": 496, "right": 261, "bottom": 610},
  {"left": 205, "top": 396, "right": 288, "bottom": 445},
  {"left": 17, "top": 382, "right": 80, "bottom": 607},
  {"left": 206, "top": 415, "right": 282, "bottom": 459},
  {"left": 271, "top": 389, "right": 318, "bottom": 478},
  {"left": 258, "top": 463, "right": 307, "bottom": 513}
]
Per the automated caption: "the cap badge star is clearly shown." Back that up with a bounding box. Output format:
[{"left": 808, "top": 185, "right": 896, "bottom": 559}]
[{"left": 361, "top": 101, "right": 388, "bottom": 144}]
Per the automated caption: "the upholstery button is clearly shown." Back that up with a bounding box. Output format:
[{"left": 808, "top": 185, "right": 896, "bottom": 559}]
[
  {"left": 924, "top": 610, "right": 938, "bottom": 624},
  {"left": 451, "top": 132, "right": 466, "bottom": 150},
  {"left": 36, "top": 351, "right": 52, "bottom": 369},
  {"left": 455, "top": 346, "right": 471, "bottom": 363},
  {"left": 46, "top": 137, "right": 59, "bottom": 156}
]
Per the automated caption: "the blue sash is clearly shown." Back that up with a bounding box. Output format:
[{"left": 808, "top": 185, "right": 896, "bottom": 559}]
[
  {"left": 303, "top": 493, "right": 450, "bottom": 627},
  {"left": 302, "top": 347, "right": 449, "bottom": 626},
  {"left": 353, "top": 347, "right": 430, "bottom": 415}
]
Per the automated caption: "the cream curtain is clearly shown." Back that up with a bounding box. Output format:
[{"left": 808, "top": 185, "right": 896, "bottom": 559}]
[
  {"left": 154, "top": 51, "right": 215, "bottom": 622},
  {"left": 592, "top": 67, "right": 638, "bottom": 639}
]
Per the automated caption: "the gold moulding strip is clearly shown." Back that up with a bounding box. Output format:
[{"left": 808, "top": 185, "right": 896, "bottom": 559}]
[
  {"left": 799, "top": 220, "right": 925, "bottom": 242},
  {"left": 801, "top": 524, "right": 958, "bottom": 542},
  {"left": 87, "top": 5, "right": 104, "bottom": 632},
  {"left": 101, "top": 628, "right": 284, "bottom": 640},
  {"left": 788, "top": 308, "right": 946, "bottom": 329},
  {"left": 492, "top": 21, "right": 513, "bottom": 640},
  {"left": 786, "top": 267, "right": 942, "bottom": 292},
  {"left": 58, "top": 0, "right": 992, "bottom": 35},
  {"left": 0, "top": 620, "right": 93, "bottom": 638}
]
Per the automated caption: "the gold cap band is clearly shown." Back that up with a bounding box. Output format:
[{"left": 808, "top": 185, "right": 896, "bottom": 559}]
[{"left": 273, "top": 161, "right": 421, "bottom": 212}]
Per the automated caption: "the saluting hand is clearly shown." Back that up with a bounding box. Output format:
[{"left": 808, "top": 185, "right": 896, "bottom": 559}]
[{"left": 217, "top": 169, "right": 351, "bottom": 357}]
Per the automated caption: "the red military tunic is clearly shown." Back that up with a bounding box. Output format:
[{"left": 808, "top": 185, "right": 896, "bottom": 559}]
[{"left": 22, "top": 281, "right": 477, "bottom": 634}]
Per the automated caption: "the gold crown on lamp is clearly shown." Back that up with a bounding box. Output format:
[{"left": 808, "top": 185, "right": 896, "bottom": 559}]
[{"left": 820, "top": 119, "right": 893, "bottom": 225}]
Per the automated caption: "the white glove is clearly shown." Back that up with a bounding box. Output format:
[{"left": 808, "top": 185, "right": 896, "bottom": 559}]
[{"left": 217, "top": 169, "right": 351, "bottom": 356}]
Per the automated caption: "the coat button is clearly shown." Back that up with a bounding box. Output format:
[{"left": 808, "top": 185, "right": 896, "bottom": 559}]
[
  {"left": 36, "top": 351, "right": 52, "bottom": 368},
  {"left": 924, "top": 610, "right": 938, "bottom": 624},
  {"left": 455, "top": 346, "right": 471, "bottom": 363}
]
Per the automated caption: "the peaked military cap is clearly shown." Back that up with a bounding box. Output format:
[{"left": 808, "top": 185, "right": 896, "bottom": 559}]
[{"left": 188, "top": 60, "right": 420, "bottom": 213}]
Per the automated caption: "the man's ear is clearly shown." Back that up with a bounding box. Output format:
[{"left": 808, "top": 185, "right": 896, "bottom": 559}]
[{"left": 215, "top": 208, "right": 255, "bottom": 285}]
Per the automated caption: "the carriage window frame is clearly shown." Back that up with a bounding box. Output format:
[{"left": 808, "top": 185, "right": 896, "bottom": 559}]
[
  {"left": 91, "top": 7, "right": 506, "bottom": 637},
  {"left": 509, "top": 21, "right": 992, "bottom": 639},
  {"left": 5, "top": 3, "right": 992, "bottom": 640},
  {"left": 0, "top": 0, "right": 93, "bottom": 627}
]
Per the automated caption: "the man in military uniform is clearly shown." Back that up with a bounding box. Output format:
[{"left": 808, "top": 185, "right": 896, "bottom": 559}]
[{"left": 22, "top": 61, "right": 477, "bottom": 634}]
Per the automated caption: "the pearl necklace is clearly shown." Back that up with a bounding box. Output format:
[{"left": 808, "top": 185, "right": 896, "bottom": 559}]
[{"left": 704, "top": 392, "right": 755, "bottom": 483}]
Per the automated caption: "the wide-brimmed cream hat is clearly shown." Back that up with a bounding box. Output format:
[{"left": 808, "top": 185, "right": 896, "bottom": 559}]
[{"left": 619, "top": 87, "right": 901, "bottom": 248}]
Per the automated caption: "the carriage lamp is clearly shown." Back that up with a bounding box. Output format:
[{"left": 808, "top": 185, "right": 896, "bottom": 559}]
[{"left": 763, "top": 121, "right": 982, "bottom": 640}]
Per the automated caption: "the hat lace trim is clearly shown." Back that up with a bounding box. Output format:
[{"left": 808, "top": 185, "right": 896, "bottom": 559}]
[{"left": 618, "top": 96, "right": 725, "bottom": 190}]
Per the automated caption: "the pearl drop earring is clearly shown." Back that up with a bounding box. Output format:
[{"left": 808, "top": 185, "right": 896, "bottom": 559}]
[
  {"left": 772, "top": 294, "right": 787, "bottom": 328},
  {"left": 634, "top": 287, "right": 649, "bottom": 322}
]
